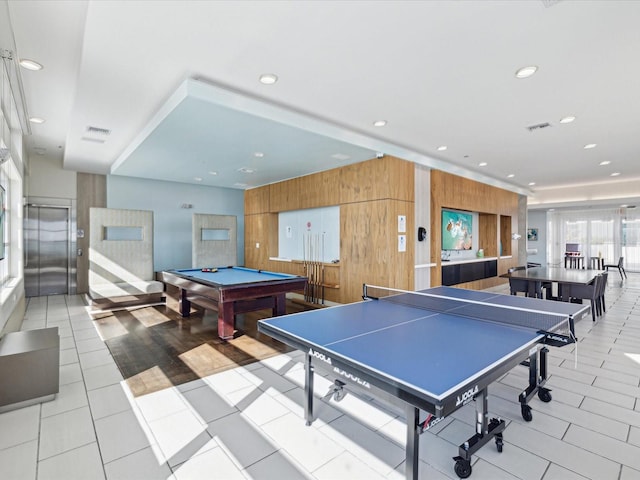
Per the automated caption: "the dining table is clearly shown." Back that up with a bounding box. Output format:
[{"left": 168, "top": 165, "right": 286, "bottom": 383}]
[{"left": 500, "top": 266, "right": 602, "bottom": 302}]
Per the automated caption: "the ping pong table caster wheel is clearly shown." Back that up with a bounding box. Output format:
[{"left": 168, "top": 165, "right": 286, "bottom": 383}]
[
  {"left": 454, "top": 459, "right": 472, "bottom": 479},
  {"left": 521, "top": 405, "right": 533, "bottom": 422},
  {"left": 332, "top": 380, "right": 346, "bottom": 402},
  {"left": 495, "top": 436, "right": 504, "bottom": 453},
  {"left": 537, "top": 388, "right": 552, "bottom": 403}
]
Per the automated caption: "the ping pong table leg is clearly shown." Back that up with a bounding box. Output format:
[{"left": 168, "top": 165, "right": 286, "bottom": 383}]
[
  {"left": 453, "top": 388, "right": 505, "bottom": 478},
  {"left": 304, "top": 353, "right": 314, "bottom": 426},
  {"left": 518, "top": 346, "right": 552, "bottom": 421},
  {"left": 405, "top": 405, "right": 420, "bottom": 480}
]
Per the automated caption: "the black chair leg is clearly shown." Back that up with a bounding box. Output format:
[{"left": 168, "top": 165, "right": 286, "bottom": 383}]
[{"left": 590, "top": 299, "right": 597, "bottom": 321}]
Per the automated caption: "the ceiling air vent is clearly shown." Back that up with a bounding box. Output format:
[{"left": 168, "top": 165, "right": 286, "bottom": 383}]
[
  {"left": 86, "top": 126, "right": 111, "bottom": 136},
  {"left": 526, "top": 122, "right": 552, "bottom": 132}
]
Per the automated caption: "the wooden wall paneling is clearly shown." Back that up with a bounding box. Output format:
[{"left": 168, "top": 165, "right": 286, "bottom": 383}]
[
  {"left": 340, "top": 157, "right": 384, "bottom": 204},
  {"left": 76, "top": 173, "right": 106, "bottom": 294},
  {"left": 295, "top": 169, "right": 340, "bottom": 210},
  {"left": 430, "top": 169, "right": 519, "bottom": 289},
  {"left": 339, "top": 156, "right": 414, "bottom": 205},
  {"left": 269, "top": 168, "right": 342, "bottom": 212},
  {"left": 479, "top": 213, "right": 498, "bottom": 257},
  {"left": 244, "top": 213, "right": 276, "bottom": 270},
  {"left": 499, "top": 215, "right": 512, "bottom": 257},
  {"left": 340, "top": 201, "right": 390, "bottom": 302},
  {"left": 244, "top": 186, "right": 270, "bottom": 215},
  {"left": 387, "top": 200, "right": 415, "bottom": 291},
  {"left": 269, "top": 177, "right": 300, "bottom": 212},
  {"left": 244, "top": 156, "right": 415, "bottom": 303},
  {"left": 386, "top": 156, "right": 415, "bottom": 202}
]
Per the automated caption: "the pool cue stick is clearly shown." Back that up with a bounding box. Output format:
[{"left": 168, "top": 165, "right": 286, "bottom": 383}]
[
  {"left": 314, "top": 233, "right": 318, "bottom": 303},
  {"left": 316, "top": 233, "right": 322, "bottom": 303},
  {"left": 303, "top": 233, "right": 309, "bottom": 302},
  {"left": 321, "top": 232, "right": 325, "bottom": 304},
  {"left": 308, "top": 233, "right": 314, "bottom": 303}
]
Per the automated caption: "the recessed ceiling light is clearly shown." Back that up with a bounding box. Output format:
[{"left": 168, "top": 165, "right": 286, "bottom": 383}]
[
  {"left": 208, "top": 171, "right": 218, "bottom": 175},
  {"left": 437, "top": 145, "right": 447, "bottom": 151},
  {"left": 331, "top": 153, "right": 351, "bottom": 160},
  {"left": 19, "top": 58, "right": 43, "bottom": 71},
  {"left": 599, "top": 160, "right": 611, "bottom": 166},
  {"left": 515, "top": 65, "right": 538, "bottom": 79},
  {"left": 528, "top": 182, "right": 536, "bottom": 186},
  {"left": 584, "top": 143, "right": 597, "bottom": 149},
  {"left": 259, "top": 73, "right": 278, "bottom": 85},
  {"left": 478, "top": 162, "right": 487, "bottom": 167},
  {"left": 29, "top": 117, "right": 45, "bottom": 124},
  {"left": 507, "top": 174, "right": 515, "bottom": 178},
  {"left": 548, "top": 208, "right": 555, "bottom": 212},
  {"left": 253, "top": 152, "right": 264, "bottom": 158},
  {"left": 621, "top": 204, "right": 628, "bottom": 208},
  {"left": 373, "top": 120, "right": 387, "bottom": 127},
  {"left": 234, "top": 182, "right": 248, "bottom": 188},
  {"left": 559, "top": 116, "right": 576, "bottom": 124},
  {"left": 194, "top": 177, "right": 202, "bottom": 182},
  {"left": 239, "top": 167, "right": 256, "bottom": 174},
  {"left": 610, "top": 172, "right": 621, "bottom": 177}
]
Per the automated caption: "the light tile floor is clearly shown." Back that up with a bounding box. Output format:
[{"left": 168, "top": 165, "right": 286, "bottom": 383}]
[{"left": 1, "top": 274, "right": 639, "bottom": 480}]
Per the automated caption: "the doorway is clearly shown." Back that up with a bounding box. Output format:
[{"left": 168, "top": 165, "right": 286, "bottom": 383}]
[{"left": 24, "top": 205, "right": 70, "bottom": 296}]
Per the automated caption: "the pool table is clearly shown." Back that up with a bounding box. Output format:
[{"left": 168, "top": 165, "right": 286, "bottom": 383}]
[{"left": 160, "top": 267, "right": 307, "bottom": 339}]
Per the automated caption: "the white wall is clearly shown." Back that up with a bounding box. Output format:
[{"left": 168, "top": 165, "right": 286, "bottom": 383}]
[
  {"left": 527, "top": 209, "right": 547, "bottom": 266},
  {"left": 26, "top": 156, "right": 77, "bottom": 199},
  {"left": 107, "top": 175, "right": 245, "bottom": 271},
  {"left": 414, "top": 165, "right": 432, "bottom": 290}
]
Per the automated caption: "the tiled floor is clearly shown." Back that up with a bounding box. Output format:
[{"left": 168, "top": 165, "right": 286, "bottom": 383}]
[{"left": 1, "top": 274, "right": 640, "bottom": 480}]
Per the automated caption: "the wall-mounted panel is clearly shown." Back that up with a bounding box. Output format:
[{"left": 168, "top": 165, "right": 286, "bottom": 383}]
[
  {"left": 192, "top": 213, "right": 237, "bottom": 267},
  {"left": 278, "top": 206, "right": 340, "bottom": 263}
]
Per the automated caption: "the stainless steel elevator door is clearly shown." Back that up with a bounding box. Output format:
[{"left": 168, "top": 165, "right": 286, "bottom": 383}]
[{"left": 24, "top": 206, "right": 69, "bottom": 296}]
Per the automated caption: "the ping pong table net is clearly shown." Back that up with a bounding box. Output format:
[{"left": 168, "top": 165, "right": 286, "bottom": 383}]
[{"left": 362, "top": 284, "right": 576, "bottom": 347}]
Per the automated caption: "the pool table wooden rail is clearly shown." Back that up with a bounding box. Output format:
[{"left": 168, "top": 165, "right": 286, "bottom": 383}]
[{"left": 160, "top": 269, "right": 307, "bottom": 339}]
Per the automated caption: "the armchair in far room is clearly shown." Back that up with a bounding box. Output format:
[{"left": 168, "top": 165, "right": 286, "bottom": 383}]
[{"left": 603, "top": 256, "right": 627, "bottom": 279}]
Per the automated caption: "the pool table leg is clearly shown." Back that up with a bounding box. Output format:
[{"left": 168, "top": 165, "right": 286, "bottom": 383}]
[
  {"left": 218, "top": 301, "right": 235, "bottom": 340},
  {"left": 273, "top": 293, "right": 287, "bottom": 317},
  {"left": 179, "top": 289, "right": 191, "bottom": 317}
]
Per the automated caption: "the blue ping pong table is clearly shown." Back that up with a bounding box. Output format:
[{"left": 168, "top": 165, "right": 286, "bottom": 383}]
[{"left": 258, "top": 285, "right": 589, "bottom": 479}]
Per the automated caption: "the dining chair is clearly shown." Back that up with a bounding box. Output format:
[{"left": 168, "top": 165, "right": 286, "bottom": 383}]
[
  {"left": 567, "top": 275, "right": 601, "bottom": 321},
  {"left": 596, "top": 271, "right": 608, "bottom": 316},
  {"left": 508, "top": 267, "right": 542, "bottom": 298},
  {"left": 603, "top": 256, "right": 627, "bottom": 279}
]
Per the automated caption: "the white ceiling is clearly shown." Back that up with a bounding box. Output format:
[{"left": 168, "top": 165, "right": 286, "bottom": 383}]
[{"left": 6, "top": 0, "right": 640, "bottom": 208}]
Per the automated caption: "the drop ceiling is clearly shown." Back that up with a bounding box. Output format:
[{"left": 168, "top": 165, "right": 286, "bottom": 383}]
[{"left": 5, "top": 0, "right": 640, "bottom": 207}]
